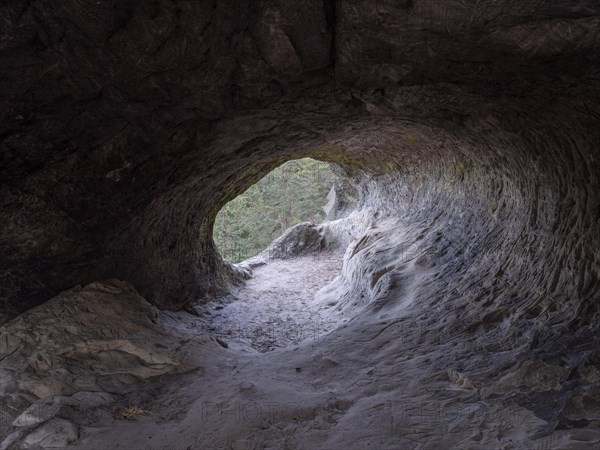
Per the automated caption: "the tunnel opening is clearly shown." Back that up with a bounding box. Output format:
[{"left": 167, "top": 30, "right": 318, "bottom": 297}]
[
  {"left": 2, "top": 115, "right": 598, "bottom": 448},
  {"left": 213, "top": 158, "right": 338, "bottom": 264},
  {"left": 197, "top": 157, "right": 361, "bottom": 352}
]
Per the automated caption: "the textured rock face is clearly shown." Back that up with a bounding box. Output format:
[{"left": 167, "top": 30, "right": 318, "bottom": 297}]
[
  {"left": 0, "top": 280, "right": 220, "bottom": 448},
  {"left": 1, "top": 0, "right": 599, "bottom": 349},
  {"left": 0, "top": 280, "right": 202, "bottom": 402},
  {"left": 0, "top": 0, "right": 599, "bottom": 316},
  {"left": 246, "top": 221, "right": 324, "bottom": 264},
  {"left": 1, "top": 3, "right": 599, "bottom": 444},
  {"left": 323, "top": 168, "right": 358, "bottom": 221}
]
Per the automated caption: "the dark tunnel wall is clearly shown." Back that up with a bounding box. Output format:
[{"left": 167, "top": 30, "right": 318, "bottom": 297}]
[{"left": 1, "top": 0, "right": 599, "bottom": 325}]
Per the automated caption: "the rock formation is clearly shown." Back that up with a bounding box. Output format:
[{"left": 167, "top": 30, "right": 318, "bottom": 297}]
[{"left": 1, "top": 1, "right": 598, "bottom": 448}]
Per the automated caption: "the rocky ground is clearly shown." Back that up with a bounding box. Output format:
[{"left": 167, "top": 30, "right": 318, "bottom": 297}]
[
  {"left": 2, "top": 2, "right": 599, "bottom": 449},
  {"left": 1, "top": 244, "right": 598, "bottom": 449},
  {"left": 191, "top": 251, "right": 344, "bottom": 353}
]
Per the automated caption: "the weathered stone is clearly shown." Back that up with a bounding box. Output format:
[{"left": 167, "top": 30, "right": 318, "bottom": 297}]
[
  {"left": 0, "top": 0, "right": 597, "bottom": 321},
  {"left": 21, "top": 419, "right": 78, "bottom": 448},
  {"left": 0, "top": 2, "right": 598, "bottom": 447},
  {"left": 251, "top": 221, "right": 324, "bottom": 262}
]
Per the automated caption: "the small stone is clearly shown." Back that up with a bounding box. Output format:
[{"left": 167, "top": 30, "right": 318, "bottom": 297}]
[
  {"left": 22, "top": 418, "right": 78, "bottom": 448},
  {"left": 13, "top": 397, "right": 64, "bottom": 427},
  {"left": 239, "top": 382, "right": 256, "bottom": 393},
  {"left": 216, "top": 337, "right": 229, "bottom": 348}
]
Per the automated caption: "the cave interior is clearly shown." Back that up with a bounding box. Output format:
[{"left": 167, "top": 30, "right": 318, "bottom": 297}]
[{"left": 0, "top": 1, "right": 599, "bottom": 449}]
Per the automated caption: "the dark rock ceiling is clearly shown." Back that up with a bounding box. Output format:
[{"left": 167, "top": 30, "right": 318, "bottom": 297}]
[{"left": 0, "top": 0, "right": 599, "bottom": 326}]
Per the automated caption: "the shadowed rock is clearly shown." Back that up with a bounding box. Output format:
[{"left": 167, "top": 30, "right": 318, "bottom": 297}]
[{"left": 0, "top": 1, "right": 599, "bottom": 448}]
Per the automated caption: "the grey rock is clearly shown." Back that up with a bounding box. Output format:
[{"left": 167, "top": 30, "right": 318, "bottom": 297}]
[
  {"left": 0, "top": 1, "right": 596, "bottom": 322},
  {"left": 0, "top": 2, "right": 598, "bottom": 448},
  {"left": 247, "top": 222, "right": 323, "bottom": 263},
  {"left": 21, "top": 419, "right": 78, "bottom": 448},
  {"left": 1, "top": 280, "right": 200, "bottom": 440}
]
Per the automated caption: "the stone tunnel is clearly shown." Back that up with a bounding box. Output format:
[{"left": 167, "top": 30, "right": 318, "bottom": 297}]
[{"left": 1, "top": 1, "right": 599, "bottom": 449}]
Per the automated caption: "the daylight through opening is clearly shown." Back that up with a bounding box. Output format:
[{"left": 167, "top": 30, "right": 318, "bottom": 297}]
[
  {"left": 199, "top": 158, "right": 360, "bottom": 352},
  {"left": 213, "top": 158, "right": 357, "bottom": 263}
]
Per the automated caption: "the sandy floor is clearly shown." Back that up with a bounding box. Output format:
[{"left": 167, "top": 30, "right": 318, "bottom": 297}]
[
  {"left": 193, "top": 252, "right": 345, "bottom": 352},
  {"left": 2, "top": 252, "right": 597, "bottom": 449}
]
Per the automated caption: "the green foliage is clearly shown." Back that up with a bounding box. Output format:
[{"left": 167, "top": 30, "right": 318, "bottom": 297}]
[{"left": 213, "top": 158, "right": 334, "bottom": 262}]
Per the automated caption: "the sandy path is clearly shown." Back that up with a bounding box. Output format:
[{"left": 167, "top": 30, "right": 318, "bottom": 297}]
[
  {"left": 195, "top": 252, "right": 345, "bottom": 352},
  {"left": 3, "top": 263, "right": 587, "bottom": 449}
]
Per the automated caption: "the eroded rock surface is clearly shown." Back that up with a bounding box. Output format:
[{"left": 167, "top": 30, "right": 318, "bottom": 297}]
[
  {"left": 1, "top": 271, "right": 597, "bottom": 449},
  {"left": 244, "top": 221, "right": 324, "bottom": 267},
  {"left": 0, "top": 1, "right": 599, "bottom": 448},
  {"left": 195, "top": 252, "right": 344, "bottom": 353},
  {"left": 1, "top": 0, "right": 598, "bottom": 318},
  {"left": 0, "top": 280, "right": 220, "bottom": 449}
]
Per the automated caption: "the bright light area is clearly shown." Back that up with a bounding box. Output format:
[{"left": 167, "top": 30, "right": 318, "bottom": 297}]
[{"left": 213, "top": 158, "right": 334, "bottom": 262}]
